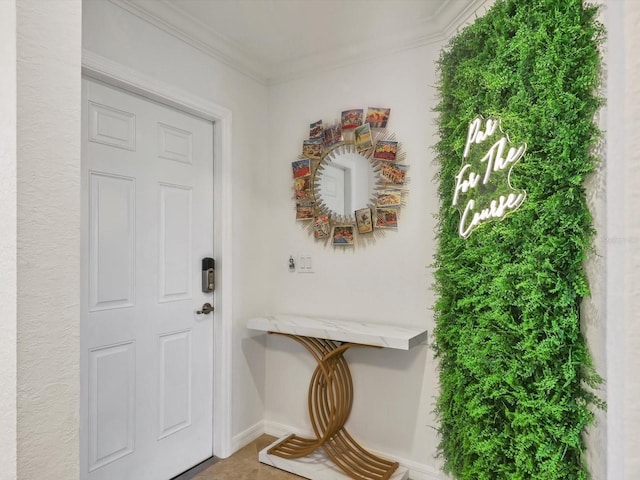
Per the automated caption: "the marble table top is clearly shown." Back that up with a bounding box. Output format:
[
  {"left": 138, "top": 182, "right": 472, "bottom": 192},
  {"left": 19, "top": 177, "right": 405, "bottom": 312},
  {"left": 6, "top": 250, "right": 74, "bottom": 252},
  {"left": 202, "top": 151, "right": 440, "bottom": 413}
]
[{"left": 247, "top": 314, "right": 427, "bottom": 350}]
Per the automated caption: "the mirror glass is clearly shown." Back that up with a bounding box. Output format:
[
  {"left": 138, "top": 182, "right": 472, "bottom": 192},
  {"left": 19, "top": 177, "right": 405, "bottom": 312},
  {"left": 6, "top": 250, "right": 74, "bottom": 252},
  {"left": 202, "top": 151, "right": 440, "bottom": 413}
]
[{"left": 316, "top": 151, "right": 376, "bottom": 217}]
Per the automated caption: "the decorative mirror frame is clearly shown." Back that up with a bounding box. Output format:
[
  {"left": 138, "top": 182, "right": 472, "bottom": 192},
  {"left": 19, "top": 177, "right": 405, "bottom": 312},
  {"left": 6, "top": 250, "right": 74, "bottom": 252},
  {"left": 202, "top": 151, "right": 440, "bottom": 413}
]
[{"left": 292, "top": 108, "right": 408, "bottom": 247}]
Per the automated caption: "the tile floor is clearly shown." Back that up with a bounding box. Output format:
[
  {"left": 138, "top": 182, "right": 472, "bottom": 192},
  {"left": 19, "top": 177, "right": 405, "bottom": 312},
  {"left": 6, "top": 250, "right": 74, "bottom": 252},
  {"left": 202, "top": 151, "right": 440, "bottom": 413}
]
[{"left": 183, "top": 435, "right": 303, "bottom": 480}]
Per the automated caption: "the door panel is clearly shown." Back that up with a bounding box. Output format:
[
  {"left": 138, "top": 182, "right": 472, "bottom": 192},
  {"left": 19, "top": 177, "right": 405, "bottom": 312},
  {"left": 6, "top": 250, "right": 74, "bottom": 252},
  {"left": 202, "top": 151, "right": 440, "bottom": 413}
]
[
  {"left": 157, "top": 123, "right": 192, "bottom": 164},
  {"left": 88, "top": 341, "right": 136, "bottom": 472},
  {"left": 88, "top": 101, "right": 136, "bottom": 151},
  {"left": 158, "top": 330, "right": 192, "bottom": 438},
  {"left": 89, "top": 172, "right": 136, "bottom": 311},
  {"left": 158, "top": 184, "right": 192, "bottom": 302},
  {"left": 81, "top": 79, "right": 214, "bottom": 480}
]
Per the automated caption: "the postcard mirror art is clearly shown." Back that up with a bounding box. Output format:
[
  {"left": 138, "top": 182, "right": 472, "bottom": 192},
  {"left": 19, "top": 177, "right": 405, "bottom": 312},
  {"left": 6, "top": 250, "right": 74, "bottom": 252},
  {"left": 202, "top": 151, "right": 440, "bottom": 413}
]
[{"left": 292, "top": 107, "right": 408, "bottom": 246}]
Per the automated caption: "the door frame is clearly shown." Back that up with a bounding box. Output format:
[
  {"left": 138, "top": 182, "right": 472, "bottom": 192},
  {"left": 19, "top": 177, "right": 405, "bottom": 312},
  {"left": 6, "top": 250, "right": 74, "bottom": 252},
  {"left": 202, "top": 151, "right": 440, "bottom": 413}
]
[{"left": 81, "top": 50, "right": 234, "bottom": 459}]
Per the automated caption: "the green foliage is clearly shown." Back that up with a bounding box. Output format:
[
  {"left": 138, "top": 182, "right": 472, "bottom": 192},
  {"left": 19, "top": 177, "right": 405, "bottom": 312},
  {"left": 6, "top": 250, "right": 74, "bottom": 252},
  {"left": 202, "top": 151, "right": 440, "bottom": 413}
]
[{"left": 432, "top": 1, "right": 605, "bottom": 478}]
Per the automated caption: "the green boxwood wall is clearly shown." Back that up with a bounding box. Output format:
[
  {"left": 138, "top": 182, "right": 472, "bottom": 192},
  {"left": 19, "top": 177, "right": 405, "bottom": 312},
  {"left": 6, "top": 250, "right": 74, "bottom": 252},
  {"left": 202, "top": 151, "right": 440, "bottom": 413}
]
[{"left": 432, "top": 1, "right": 604, "bottom": 479}]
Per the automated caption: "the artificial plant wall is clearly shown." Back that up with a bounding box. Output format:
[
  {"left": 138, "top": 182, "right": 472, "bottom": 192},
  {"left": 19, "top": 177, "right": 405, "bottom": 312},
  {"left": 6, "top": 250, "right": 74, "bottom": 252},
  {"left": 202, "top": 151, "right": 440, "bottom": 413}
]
[{"left": 433, "top": 1, "right": 604, "bottom": 479}]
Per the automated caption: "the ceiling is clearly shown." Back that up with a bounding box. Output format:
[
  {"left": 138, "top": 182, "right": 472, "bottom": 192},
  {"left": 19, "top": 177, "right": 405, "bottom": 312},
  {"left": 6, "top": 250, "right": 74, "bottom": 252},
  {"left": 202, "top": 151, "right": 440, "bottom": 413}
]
[{"left": 110, "top": 0, "right": 486, "bottom": 85}]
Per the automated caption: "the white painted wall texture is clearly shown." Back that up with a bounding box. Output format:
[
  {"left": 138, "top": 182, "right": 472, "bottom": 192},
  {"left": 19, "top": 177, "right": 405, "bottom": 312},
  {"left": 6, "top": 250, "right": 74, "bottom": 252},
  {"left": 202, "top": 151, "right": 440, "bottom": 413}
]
[
  {"left": 0, "top": 2, "right": 18, "bottom": 479},
  {"left": 581, "top": 2, "right": 608, "bottom": 478},
  {"left": 264, "top": 42, "right": 446, "bottom": 477},
  {"left": 15, "top": 1, "right": 82, "bottom": 479},
  {"left": 605, "top": 0, "right": 640, "bottom": 479},
  {"left": 82, "top": 0, "right": 271, "bottom": 452}
]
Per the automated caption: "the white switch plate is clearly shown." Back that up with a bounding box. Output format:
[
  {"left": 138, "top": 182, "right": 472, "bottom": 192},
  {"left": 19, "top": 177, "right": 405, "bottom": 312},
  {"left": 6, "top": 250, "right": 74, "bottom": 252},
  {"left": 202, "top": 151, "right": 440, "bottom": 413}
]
[{"left": 298, "top": 254, "right": 314, "bottom": 273}]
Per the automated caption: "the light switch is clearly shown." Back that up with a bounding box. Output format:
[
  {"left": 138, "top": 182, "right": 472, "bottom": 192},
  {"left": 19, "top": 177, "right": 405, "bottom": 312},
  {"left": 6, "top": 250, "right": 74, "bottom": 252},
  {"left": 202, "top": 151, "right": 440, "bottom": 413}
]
[{"left": 298, "top": 254, "right": 314, "bottom": 273}]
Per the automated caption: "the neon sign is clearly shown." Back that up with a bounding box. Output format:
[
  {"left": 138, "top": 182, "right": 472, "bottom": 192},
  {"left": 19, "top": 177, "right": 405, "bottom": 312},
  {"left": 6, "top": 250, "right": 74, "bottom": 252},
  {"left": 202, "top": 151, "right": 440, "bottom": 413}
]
[{"left": 453, "top": 117, "right": 526, "bottom": 238}]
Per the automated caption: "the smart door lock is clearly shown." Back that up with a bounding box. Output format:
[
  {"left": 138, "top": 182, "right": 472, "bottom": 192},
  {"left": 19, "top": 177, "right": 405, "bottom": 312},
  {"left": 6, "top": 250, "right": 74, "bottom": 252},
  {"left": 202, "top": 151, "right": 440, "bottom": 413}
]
[{"left": 202, "top": 257, "right": 215, "bottom": 293}]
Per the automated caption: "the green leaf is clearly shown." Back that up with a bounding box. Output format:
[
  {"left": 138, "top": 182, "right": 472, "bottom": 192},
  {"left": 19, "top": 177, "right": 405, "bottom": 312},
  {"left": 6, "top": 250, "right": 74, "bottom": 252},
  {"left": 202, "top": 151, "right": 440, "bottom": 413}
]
[{"left": 432, "top": 1, "right": 605, "bottom": 478}]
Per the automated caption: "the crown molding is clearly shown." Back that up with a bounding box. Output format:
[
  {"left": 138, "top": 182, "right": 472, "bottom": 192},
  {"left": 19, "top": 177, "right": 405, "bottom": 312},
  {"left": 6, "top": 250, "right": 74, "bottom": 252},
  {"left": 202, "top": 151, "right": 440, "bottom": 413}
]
[
  {"left": 108, "top": 0, "right": 490, "bottom": 86},
  {"left": 438, "top": 0, "right": 495, "bottom": 41},
  {"left": 108, "top": 0, "right": 269, "bottom": 85},
  {"left": 269, "top": 0, "right": 490, "bottom": 85}
]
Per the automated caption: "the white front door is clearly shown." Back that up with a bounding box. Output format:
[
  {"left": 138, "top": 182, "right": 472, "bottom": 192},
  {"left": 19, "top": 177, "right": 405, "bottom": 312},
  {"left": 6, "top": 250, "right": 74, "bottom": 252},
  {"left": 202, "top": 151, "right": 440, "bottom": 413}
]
[{"left": 80, "top": 79, "right": 214, "bottom": 480}]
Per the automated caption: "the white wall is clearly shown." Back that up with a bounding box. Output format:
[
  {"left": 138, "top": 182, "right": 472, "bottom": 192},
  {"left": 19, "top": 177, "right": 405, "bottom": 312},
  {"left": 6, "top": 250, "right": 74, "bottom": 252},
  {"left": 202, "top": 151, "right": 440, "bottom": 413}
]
[
  {"left": 581, "top": 2, "right": 608, "bottom": 478},
  {"left": 605, "top": 0, "right": 640, "bottom": 478},
  {"left": 582, "top": 110, "right": 607, "bottom": 478},
  {"left": 82, "top": 0, "right": 271, "bottom": 454},
  {"left": 15, "top": 1, "right": 82, "bottom": 479},
  {"left": 0, "top": 1, "right": 17, "bottom": 479},
  {"left": 264, "top": 42, "right": 446, "bottom": 477}
]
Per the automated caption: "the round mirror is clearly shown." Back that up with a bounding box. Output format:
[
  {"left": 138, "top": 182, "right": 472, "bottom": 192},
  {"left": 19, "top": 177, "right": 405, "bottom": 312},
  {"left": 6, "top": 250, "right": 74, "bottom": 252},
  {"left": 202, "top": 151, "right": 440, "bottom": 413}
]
[
  {"left": 316, "top": 148, "right": 376, "bottom": 218},
  {"left": 291, "top": 110, "right": 407, "bottom": 245}
]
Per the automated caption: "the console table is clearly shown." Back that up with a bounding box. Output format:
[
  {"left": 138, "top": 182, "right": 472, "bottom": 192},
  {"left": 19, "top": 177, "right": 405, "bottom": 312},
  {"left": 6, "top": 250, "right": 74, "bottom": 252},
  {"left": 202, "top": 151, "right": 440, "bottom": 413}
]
[{"left": 247, "top": 314, "right": 428, "bottom": 480}]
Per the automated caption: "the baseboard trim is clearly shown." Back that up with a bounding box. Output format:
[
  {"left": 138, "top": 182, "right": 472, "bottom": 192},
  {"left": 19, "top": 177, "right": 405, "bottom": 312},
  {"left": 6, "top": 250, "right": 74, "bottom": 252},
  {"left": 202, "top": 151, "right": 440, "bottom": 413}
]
[
  {"left": 231, "top": 421, "right": 266, "bottom": 454},
  {"left": 264, "top": 419, "right": 305, "bottom": 438},
  {"left": 263, "top": 420, "right": 445, "bottom": 480}
]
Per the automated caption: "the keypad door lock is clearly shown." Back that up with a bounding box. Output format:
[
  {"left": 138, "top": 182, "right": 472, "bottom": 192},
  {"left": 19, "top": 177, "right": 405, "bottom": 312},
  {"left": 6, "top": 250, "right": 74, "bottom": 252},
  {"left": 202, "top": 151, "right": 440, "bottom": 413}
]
[{"left": 202, "top": 258, "right": 215, "bottom": 293}]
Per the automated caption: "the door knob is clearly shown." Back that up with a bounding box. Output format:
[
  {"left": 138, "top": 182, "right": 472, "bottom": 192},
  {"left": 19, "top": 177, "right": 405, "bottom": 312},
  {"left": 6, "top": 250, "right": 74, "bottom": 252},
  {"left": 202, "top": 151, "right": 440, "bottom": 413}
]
[{"left": 196, "top": 303, "right": 214, "bottom": 315}]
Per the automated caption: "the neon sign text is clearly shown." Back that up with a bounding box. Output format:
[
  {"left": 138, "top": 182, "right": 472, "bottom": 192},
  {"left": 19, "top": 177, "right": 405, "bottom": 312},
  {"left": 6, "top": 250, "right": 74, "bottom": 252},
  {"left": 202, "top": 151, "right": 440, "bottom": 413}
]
[{"left": 453, "top": 117, "right": 526, "bottom": 238}]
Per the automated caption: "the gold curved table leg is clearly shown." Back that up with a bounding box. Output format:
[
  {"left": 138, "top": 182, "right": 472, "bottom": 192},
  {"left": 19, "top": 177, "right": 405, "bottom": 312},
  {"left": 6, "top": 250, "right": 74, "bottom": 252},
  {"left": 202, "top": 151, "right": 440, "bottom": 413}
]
[{"left": 267, "top": 333, "right": 399, "bottom": 480}]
